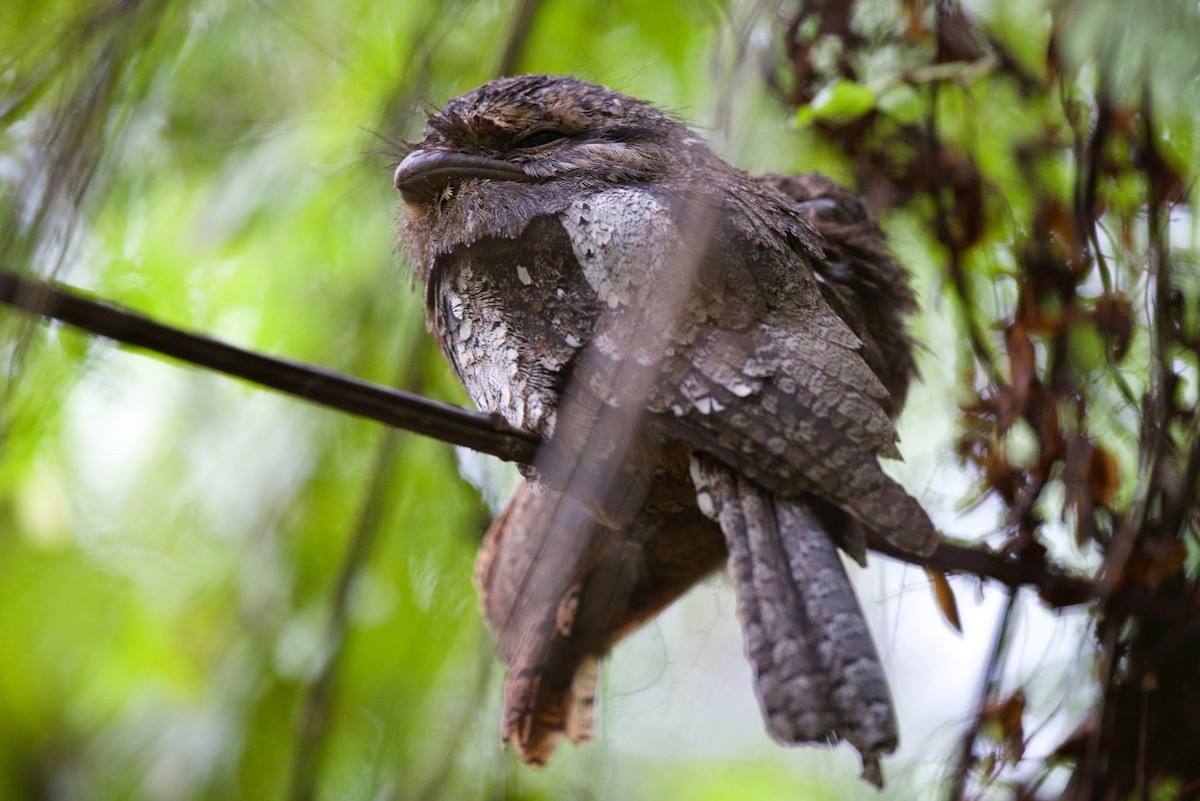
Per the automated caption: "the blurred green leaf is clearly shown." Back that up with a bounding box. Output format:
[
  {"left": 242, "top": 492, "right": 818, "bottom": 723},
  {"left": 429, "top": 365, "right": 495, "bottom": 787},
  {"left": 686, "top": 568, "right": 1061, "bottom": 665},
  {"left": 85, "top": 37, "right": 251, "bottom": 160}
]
[
  {"left": 796, "top": 79, "right": 877, "bottom": 127},
  {"left": 1, "top": 0, "right": 1197, "bottom": 799}
]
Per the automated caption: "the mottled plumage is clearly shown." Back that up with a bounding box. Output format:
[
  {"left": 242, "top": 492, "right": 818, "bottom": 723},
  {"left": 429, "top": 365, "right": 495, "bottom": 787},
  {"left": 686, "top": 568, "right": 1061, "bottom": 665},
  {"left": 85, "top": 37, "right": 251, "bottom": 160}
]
[{"left": 394, "top": 74, "right": 936, "bottom": 785}]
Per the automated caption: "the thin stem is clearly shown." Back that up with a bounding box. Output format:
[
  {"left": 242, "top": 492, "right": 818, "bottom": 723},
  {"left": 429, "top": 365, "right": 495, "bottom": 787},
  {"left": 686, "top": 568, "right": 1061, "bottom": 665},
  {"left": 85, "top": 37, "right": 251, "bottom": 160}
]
[{"left": 946, "top": 588, "right": 1019, "bottom": 801}]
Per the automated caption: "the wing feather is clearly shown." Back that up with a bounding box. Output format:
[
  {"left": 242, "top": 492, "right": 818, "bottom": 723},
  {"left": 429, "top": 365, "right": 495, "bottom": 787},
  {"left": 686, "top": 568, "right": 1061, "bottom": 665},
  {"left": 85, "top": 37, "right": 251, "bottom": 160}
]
[{"left": 555, "top": 188, "right": 936, "bottom": 555}]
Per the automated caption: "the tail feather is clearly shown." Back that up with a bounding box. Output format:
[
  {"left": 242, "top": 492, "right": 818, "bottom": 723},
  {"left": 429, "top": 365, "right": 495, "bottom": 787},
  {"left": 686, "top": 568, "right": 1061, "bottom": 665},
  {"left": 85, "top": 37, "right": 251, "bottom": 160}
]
[
  {"left": 477, "top": 486, "right": 613, "bottom": 765},
  {"left": 691, "top": 455, "right": 897, "bottom": 785},
  {"left": 477, "top": 481, "right": 725, "bottom": 766}
]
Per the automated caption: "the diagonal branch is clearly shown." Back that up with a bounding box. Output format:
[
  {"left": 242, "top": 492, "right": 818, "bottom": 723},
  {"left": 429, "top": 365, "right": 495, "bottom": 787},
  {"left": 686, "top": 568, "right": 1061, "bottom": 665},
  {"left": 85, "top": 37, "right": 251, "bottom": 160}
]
[
  {"left": 0, "top": 268, "right": 538, "bottom": 464},
  {"left": 0, "top": 268, "right": 1100, "bottom": 606}
]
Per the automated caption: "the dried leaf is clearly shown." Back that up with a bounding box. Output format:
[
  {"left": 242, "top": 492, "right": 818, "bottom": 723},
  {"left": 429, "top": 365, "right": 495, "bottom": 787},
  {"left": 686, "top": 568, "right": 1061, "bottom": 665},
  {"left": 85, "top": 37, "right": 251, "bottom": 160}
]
[
  {"left": 925, "top": 567, "right": 963, "bottom": 633},
  {"left": 996, "top": 689, "right": 1026, "bottom": 737},
  {"left": 1063, "top": 434, "right": 1097, "bottom": 545},
  {"left": 1035, "top": 199, "right": 1085, "bottom": 268},
  {"left": 1088, "top": 443, "right": 1120, "bottom": 509},
  {"left": 984, "top": 440, "right": 1018, "bottom": 504},
  {"left": 1003, "top": 322, "right": 1036, "bottom": 431},
  {"left": 1094, "top": 293, "right": 1132, "bottom": 361},
  {"left": 982, "top": 689, "right": 1027, "bottom": 765},
  {"left": 1130, "top": 539, "right": 1187, "bottom": 589},
  {"left": 903, "top": 0, "right": 926, "bottom": 39}
]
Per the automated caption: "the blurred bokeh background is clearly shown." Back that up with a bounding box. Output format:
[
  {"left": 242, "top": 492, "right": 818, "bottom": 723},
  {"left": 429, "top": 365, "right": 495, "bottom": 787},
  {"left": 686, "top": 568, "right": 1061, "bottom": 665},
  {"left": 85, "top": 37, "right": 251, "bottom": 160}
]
[{"left": 1, "top": 1, "right": 1196, "bottom": 799}]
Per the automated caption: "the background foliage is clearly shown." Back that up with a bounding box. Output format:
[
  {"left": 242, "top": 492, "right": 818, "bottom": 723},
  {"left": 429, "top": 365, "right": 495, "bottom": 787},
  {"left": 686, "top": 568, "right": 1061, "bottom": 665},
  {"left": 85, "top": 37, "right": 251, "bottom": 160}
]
[{"left": 1, "top": 1, "right": 1196, "bottom": 800}]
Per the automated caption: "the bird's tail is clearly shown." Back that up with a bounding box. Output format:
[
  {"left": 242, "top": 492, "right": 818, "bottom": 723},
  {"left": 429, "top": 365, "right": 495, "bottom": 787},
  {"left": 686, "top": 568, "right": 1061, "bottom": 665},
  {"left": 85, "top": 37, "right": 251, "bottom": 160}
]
[
  {"left": 477, "top": 479, "right": 727, "bottom": 766},
  {"left": 474, "top": 484, "right": 613, "bottom": 766},
  {"left": 690, "top": 454, "right": 898, "bottom": 787}
]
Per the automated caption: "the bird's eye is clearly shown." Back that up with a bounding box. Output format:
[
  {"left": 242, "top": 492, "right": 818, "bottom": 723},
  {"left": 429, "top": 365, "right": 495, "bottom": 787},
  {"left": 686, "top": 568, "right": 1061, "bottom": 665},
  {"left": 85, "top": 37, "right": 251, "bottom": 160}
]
[{"left": 512, "top": 129, "right": 566, "bottom": 150}]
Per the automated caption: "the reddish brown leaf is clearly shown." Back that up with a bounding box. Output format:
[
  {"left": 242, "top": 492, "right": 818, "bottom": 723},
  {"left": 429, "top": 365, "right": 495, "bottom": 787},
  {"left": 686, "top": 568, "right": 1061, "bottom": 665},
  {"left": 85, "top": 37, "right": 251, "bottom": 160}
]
[
  {"left": 903, "top": 0, "right": 926, "bottom": 39},
  {"left": 1094, "top": 293, "right": 1132, "bottom": 361},
  {"left": 1087, "top": 443, "right": 1120, "bottom": 510},
  {"left": 925, "top": 567, "right": 963, "bottom": 633},
  {"left": 982, "top": 689, "right": 1027, "bottom": 765},
  {"left": 1035, "top": 198, "right": 1085, "bottom": 268},
  {"left": 1045, "top": 31, "right": 1061, "bottom": 84},
  {"left": 1034, "top": 387, "right": 1064, "bottom": 465},
  {"left": 1120, "top": 216, "right": 1135, "bottom": 251},
  {"left": 984, "top": 441, "right": 1018, "bottom": 503},
  {"left": 1130, "top": 539, "right": 1187, "bottom": 589},
  {"left": 1063, "top": 434, "right": 1097, "bottom": 545},
  {"left": 1110, "top": 105, "right": 1137, "bottom": 136},
  {"left": 1002, "top": 322, "right": 1037, "bottom": 432},
  {"left": 997, "top": 689, "right": 1026, "bottom": 736}
]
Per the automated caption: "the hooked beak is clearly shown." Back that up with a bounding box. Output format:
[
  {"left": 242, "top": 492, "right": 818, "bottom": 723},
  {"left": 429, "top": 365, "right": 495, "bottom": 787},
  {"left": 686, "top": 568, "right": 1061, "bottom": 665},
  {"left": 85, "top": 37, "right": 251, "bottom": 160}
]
[{"left": 393, "top": 149, "right": 532, "bottom": 203}]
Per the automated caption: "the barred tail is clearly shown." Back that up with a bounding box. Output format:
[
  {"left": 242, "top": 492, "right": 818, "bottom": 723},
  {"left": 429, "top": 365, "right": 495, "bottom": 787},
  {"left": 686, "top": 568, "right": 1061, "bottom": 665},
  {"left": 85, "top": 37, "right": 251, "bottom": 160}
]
[{"left": 690, "top": 455, "right": 898, "bottom": 786}]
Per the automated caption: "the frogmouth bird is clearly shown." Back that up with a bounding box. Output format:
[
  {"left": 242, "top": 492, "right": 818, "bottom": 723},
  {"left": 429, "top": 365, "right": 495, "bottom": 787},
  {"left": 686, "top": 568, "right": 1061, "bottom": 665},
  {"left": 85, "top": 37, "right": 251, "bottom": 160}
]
[{"left": 393, "top": 74, "right": 936, "bottom": 786}]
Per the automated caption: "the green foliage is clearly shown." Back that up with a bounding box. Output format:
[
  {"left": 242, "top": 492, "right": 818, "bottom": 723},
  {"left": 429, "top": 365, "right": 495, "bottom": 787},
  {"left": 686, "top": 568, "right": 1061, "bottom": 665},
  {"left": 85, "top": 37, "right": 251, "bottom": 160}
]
[
  {"left": 795, "top": 79, "right": 877, "bottom": 126},
  {"left": 0, "top": 2, "right": 804, "bottom": 800},
  {"left": 1, "top": 0, "right": 1198, "bottom": 800}
]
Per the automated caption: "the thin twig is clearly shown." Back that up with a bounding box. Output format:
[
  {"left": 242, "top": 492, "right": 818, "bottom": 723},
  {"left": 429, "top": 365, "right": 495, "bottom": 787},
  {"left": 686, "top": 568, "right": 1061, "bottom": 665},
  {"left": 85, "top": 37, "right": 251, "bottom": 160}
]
[
  {"left": 946, "top": 588, "right": 1020, "bottom": 800},
  {"left": 923, "top": 82, "right": 998, "bottom": 389},
  {"left": 287, "top": 311, "right": 429, "bottom": 800},
  {"left": 287, "top": 426, "right": 405, "bottom": 801},
  {"left": 495, "top": 0, "right": 542, "bottom": 77}
]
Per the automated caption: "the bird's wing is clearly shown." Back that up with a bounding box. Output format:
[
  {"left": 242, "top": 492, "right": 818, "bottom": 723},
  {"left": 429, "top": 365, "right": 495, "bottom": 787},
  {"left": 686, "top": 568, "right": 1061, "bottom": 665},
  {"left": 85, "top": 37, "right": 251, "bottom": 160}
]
[{"left": 555, "top": 186, "right": 937, "bottom": 556}]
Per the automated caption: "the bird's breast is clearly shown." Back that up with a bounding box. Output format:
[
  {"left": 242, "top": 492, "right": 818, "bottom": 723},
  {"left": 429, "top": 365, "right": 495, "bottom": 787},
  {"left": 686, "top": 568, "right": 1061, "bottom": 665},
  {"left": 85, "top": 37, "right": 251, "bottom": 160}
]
[{"left": 429, "top": 216, "right": 602, "bottom": 437}]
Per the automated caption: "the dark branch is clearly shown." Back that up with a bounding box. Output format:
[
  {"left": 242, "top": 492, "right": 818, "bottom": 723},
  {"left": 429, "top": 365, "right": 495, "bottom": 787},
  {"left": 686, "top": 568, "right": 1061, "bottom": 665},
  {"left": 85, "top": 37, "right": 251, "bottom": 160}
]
[
  {"left": 867, "top": 536, "right": 1095, "bottom": 608},
  {"left": 0, "top": 268, "right": 538, "bottom": 465},
  {"left": 1, "top": 268, "right": 1104, "bottom": 606}
]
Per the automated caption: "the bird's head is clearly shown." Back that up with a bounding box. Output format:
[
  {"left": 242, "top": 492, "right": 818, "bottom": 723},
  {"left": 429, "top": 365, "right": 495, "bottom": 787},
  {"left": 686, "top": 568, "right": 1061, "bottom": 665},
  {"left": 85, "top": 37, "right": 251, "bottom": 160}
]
[{"left": 394, "top": 74, "right": 683, "bottom": 208}]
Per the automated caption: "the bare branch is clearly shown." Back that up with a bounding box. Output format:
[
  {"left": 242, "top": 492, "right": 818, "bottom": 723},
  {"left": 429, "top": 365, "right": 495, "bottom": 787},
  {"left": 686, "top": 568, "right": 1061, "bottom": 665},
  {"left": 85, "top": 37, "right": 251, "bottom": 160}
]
[
  {"left": 866, "top": 536, "right": 1094, "bottom": 609},
  {"left": 1, "top": 268, "right": 1109, "bottom": 607},
  {"left": 0, "top": 268, "right": 539, "bottom": 465}
]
